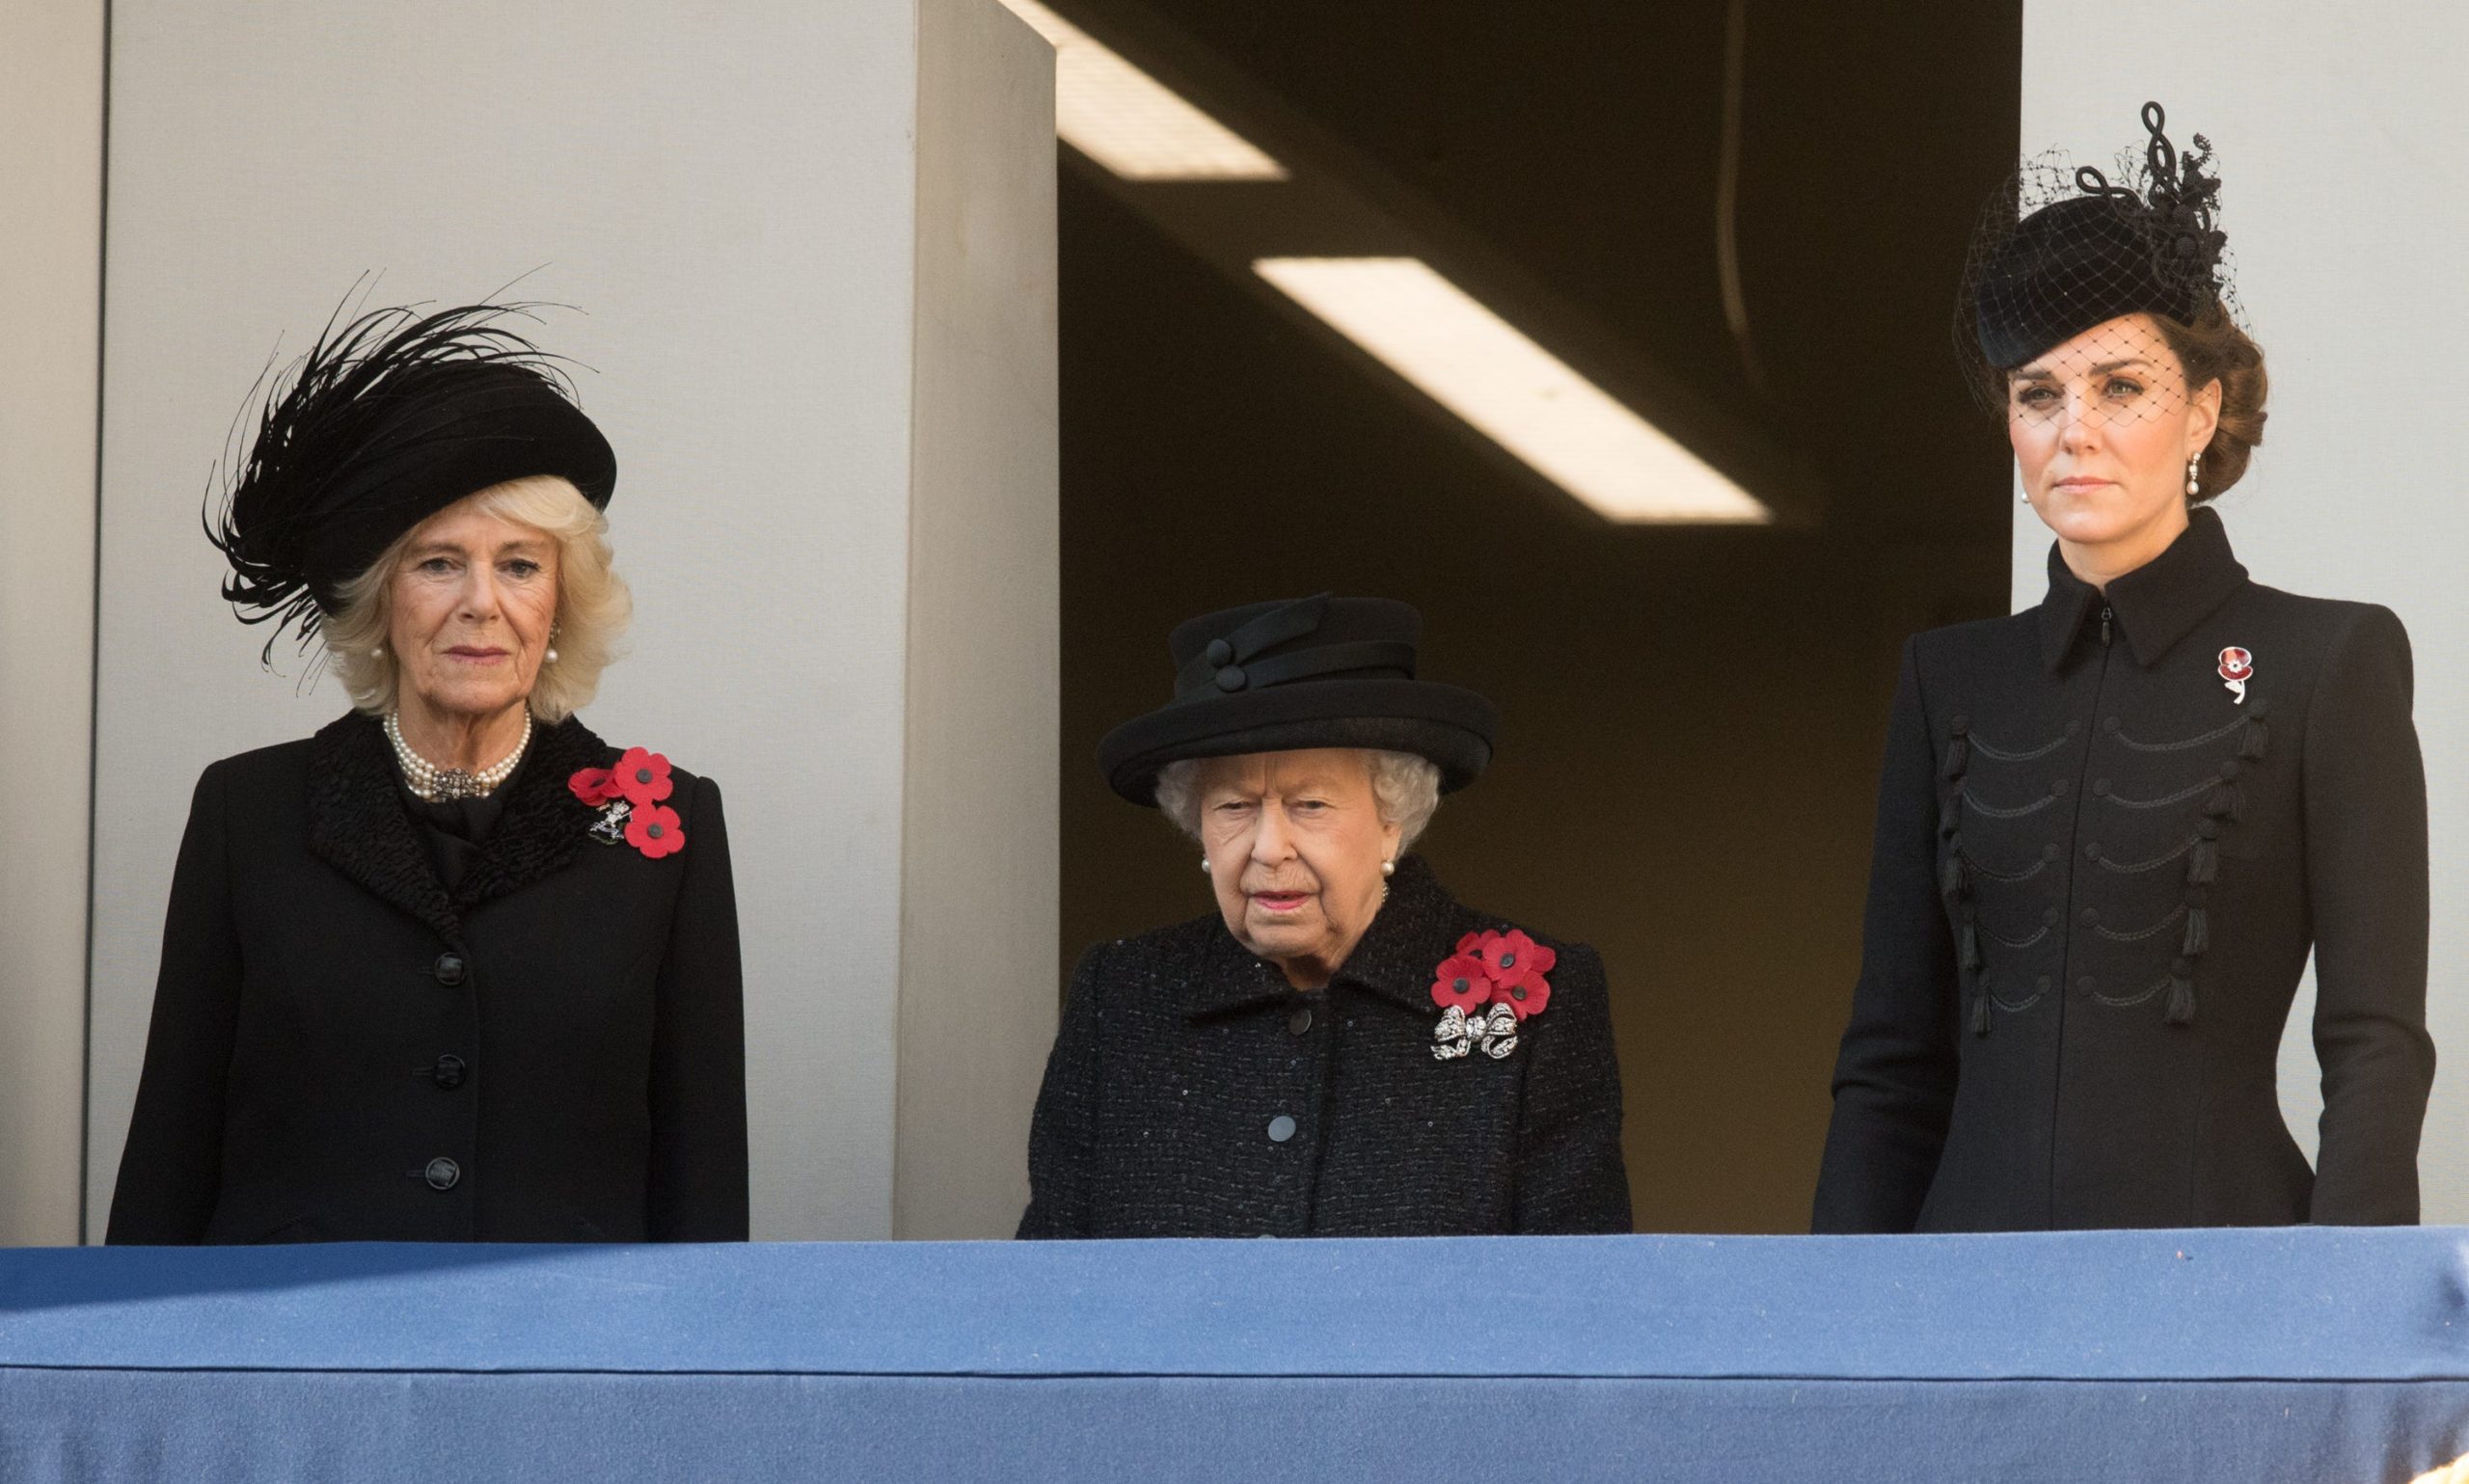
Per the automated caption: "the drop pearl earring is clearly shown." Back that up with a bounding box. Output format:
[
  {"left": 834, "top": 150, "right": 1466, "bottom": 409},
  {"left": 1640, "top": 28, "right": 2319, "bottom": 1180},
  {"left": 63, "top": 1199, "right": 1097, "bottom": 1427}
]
[
  {"left": 1200, "top": 858, "right": 1210, "bottom": 874},
  {"left": 2186, "top": 456, "right": 2201, "bottom": 497},
  {"left": 1380, "top": 859, "right": 1396, "bottom": 877}
]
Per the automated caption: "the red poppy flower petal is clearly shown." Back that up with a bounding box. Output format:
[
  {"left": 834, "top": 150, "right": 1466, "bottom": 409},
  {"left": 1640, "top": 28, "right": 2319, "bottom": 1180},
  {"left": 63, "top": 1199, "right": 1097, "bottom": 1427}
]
[
  {"left": 624, "top": 803, "right": 687, "bottom": 858},
  {"left": 569, "top": 768, "right": 613, "bottom": 804},
  {"left": 613, "top": 747, "right": 678, "bottom": 806},
  {"left": 1500, "top": 973, "right": 1551, "bottom": 1021},
  {"left": 1526, "top": 942, "right": 1559, "bottom": 977}
]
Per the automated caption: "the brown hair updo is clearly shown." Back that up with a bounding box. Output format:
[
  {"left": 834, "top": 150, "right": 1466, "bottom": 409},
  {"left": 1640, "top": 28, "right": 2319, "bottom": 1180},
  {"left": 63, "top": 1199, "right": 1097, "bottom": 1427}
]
[{"left": 2154, "top": 299, "right": 2268, "bottom": 501}]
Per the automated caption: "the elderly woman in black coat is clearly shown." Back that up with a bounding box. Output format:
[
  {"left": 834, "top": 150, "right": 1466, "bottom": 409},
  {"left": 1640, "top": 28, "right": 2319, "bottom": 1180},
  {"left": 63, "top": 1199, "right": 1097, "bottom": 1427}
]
[
  {"left": 1813, "top": 104, "right": 2434, "bottom": 1233},
  {"left": 1018, "top": 595, "right": 1631, "bottom": 1239},
  {"left": 108, "top": 302, "right": 746, "bottom": 1245}
]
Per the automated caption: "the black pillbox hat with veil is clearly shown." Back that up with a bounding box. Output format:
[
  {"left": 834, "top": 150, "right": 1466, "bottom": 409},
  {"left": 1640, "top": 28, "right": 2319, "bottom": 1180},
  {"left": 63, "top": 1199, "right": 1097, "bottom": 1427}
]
[
  {"left": 1097, "top": 594, "right": 1499, "bottom": 806},
  {"left": 206, "top": 298, "right": 616, "bottom": 660},
  {"left": 1961, "top": 101, "right": 2235, "bottom": 396}
]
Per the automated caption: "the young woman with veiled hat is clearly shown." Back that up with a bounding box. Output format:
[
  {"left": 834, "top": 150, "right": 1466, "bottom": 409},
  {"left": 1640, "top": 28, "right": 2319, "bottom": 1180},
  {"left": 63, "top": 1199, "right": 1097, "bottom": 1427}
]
[
  {"left": 1017, "top": 594, "right": 1631, "bottom": 1239},
  {"left": 1813, "top": 104, "right": 2433, "bottom": 1233},
  {"left": 107, "top": 302, "right": 747, "bottom": 1245}
]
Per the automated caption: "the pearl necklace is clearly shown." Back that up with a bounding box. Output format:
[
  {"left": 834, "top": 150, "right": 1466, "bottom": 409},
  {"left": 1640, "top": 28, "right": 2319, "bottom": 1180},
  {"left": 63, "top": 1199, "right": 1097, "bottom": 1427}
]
[{"left": 386, "top": 710, "right": 531, "bottom": 800}]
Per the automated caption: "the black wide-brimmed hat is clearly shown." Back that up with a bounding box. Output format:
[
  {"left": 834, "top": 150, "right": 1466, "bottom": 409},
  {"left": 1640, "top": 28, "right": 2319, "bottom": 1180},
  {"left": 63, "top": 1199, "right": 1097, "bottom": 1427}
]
[
  {"left": 1098, "top": 594, "right": 1499, "bottom": 806},
  {"left": 1962, "top": 101, "right": 2233, "bottom": 390},
  {"left": 207, "top": 298, "right": 616, "bottom": 658}
]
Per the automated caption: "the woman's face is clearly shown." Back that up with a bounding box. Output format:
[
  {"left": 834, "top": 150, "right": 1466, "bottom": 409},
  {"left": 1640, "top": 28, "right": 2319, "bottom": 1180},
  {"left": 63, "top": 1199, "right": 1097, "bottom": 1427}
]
[
  {"left": 387, "top": 490, "right": 561, "bottom": 724},
  {"left": 1195, "top": 748, "right": 1403, "bottom": 987},
  {"left": 2010, "top": 312, "right": 2221, "bottom": 574}
]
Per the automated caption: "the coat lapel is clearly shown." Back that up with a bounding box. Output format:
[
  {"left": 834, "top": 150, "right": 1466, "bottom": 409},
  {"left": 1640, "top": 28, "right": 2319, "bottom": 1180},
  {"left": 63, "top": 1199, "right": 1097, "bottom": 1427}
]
[
  {"left": 304, "top": 712, "right": 619, "bottom": 942},
  {"left": 451, "top": 716, "right": 615, "bottom": 913},
  {"left": 306, "top": 713, "right": 462, "bottom": 944}
]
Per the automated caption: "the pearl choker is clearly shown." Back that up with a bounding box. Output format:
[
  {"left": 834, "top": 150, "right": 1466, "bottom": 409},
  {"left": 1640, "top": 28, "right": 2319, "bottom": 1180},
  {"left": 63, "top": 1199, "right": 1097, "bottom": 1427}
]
[{"left": 387, "top": 710, "right": 532, "bottom": 800}]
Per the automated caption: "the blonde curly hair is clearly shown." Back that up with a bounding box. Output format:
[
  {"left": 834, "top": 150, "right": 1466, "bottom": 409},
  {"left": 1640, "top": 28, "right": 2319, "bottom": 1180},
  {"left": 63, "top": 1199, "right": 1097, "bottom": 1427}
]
[{"left": 321, "top": 475, "right": 630, "bottom": 723}]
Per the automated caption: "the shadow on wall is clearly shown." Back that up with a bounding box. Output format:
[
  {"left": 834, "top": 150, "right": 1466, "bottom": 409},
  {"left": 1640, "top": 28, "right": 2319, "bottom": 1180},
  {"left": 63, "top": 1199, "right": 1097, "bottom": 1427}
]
[{"left": 1056, "top": 0, "right": 2021, "bottom": 1233}]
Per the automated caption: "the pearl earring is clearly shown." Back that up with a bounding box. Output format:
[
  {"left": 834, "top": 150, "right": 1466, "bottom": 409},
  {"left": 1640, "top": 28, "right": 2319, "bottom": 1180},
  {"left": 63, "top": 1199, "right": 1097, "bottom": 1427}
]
[
  {"left": 370, "top": 645, "right": 385, "bottom": 658},
  {"left": 545, "top": 624, "right": 560, "bottom": 664},
  {"left": 1200, "top": 857, "right": 1210, "bottom": 874},
  {"left": 1380, "top": 859, "right": 1396, "bottom": 877},
  {"left": 2185, "top": 456, "right": 2201, "bottom": 497}
]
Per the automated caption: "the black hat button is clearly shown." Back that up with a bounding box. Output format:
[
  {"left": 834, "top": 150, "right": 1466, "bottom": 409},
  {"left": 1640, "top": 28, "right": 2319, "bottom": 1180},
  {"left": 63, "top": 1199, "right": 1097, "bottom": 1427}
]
[
  {"left": 423, "top": 1157, "right": 461, "bottom": 1191},
  {"left": 432, "top": 953, "right": 467, "bottom": 986},
  {"left": 1215, "top": 665, "right": 1246, "bottom": 691},
  {"left": 1206, "top": 638, "right": 1233, "bottom": 666}
]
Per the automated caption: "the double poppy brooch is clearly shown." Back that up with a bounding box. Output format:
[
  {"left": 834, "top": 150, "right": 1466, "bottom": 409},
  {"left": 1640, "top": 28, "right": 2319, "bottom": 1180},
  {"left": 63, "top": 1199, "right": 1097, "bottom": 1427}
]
[
  {"left": 1428, "top": 929, "right": 1554, "bottom": 1061},
  {"left": 569, "top": 747, "right": 687, "bottom": 859}
]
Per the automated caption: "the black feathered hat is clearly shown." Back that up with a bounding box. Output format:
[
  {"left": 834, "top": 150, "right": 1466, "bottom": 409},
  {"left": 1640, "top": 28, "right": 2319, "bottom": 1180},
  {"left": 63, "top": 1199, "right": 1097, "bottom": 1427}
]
[
  {"left": 206, "top": 298, "right": 616, "bottom": 659},
  {"left": 1961, "top": 101, "right": 2233, "bottom": 392},
  {"left": 1097, "top": 594, "right": 1499, "bottom": 806}
]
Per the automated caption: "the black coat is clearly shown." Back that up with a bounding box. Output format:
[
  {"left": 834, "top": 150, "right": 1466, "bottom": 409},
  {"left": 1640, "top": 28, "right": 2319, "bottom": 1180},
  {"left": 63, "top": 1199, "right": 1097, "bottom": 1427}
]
[
  {"left": 107, "top": 712, "right": 748, "bottom": 1244},
  {"left": 1814, "top": 509, "right": 2434, "bottom": 1232},
  {"left": 1017, "top": 855, "right": 1631, "bottom": 1238}
]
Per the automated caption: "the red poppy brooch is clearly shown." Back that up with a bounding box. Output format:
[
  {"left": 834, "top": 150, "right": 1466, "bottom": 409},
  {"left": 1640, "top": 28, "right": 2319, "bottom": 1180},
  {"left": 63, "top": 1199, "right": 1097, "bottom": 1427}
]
[
  {"left": 1428, "top": 928, "right": 1555, "bottom": 1061},
  {"left": 570, "top": 747, "right": 686, "bottom": 859}
]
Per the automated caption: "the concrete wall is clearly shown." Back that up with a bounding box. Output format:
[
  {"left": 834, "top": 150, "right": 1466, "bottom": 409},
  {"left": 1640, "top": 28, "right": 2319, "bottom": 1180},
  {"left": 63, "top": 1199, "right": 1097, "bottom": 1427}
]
[
  {"left": 894, "top": 0, "right": 1061, "bottom": 1239},
  {"left": 15, "top": 0, "right": 1055, "bottom": 1243},
  {"left": 2017, "top": 3, "right": 2469, "bottom": 1218},
  {"left": 0, "top": 0, "right": 105, "bottom": 1247}
]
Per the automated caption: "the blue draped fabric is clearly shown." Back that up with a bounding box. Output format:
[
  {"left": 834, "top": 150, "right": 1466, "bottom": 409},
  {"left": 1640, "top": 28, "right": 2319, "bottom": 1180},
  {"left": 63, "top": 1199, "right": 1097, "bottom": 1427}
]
[{"left": 5, "top": 1228, "right": 2466, "bottom": 1480}]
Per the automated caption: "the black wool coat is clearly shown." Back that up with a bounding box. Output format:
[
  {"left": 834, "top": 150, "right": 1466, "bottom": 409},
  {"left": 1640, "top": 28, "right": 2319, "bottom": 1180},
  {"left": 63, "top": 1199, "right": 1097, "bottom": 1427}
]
[
  {"left": 107, "top": 712, "right": 748, "bottom": 1244},
  {"left": 1814, "top": 509, "right": 2434, "bottom": 1232},
  {"left": 1017, "top": 855, "right": 1632, "bottom": 1238}
]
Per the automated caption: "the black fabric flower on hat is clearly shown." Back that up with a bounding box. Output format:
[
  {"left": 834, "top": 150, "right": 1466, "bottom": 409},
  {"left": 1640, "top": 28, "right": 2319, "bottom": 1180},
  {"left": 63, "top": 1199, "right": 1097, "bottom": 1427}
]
[
  {"left": 1959, "top": 101, "right": 2237, "bottom": 398},
  {"left": 205, "top": 296, "right": 616, "bottom": 660}
]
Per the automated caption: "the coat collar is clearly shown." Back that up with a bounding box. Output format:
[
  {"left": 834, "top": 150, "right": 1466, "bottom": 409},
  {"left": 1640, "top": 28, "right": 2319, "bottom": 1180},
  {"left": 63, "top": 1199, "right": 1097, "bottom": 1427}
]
[
  {"left": 306, "top": 711, "right": 617, "bottom": 943},
  {"left": 2036, "top": 505, "right": 2249, "bottom": 673},
  {"left": 1183, "top": 854, "right": 1469, "bottom": 1020}
]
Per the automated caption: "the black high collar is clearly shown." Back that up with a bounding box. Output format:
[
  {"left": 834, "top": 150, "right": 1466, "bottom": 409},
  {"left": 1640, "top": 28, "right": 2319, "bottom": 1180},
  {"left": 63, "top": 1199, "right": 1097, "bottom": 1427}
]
[
  {"left": 1184, "top": 853, "right": 1462, "bottom": 1020},
  {"left": 2037, "top": 506, "right": 2249, "bottom": 673}
]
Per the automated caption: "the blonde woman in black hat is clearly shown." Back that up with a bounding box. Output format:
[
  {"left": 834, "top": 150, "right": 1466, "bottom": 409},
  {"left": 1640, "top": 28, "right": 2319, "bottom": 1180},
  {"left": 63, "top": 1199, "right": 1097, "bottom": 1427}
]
[
  {"left": 108, "top": 302, "right": 747, "bottom": 1245},
  {"left": 1017, "top": 594, "right": 1630, "bottom": 1239},
  {"left": 1812, "top": 104, "right": 2432, "bottom": 1233}
]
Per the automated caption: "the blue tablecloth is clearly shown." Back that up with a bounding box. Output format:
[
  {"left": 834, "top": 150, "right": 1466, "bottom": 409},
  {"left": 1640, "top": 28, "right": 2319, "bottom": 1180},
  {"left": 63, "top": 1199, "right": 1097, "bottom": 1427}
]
[{"left": 4, "top": 1228, "right": 2466, "bottom": 1480}]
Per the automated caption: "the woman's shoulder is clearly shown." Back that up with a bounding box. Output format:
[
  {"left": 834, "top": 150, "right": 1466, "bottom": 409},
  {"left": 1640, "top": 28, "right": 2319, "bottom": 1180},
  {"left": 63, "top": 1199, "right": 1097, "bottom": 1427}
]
[
  {"left": 196, "top": 733, "right": 322, "bottom": 795},
  {"left": 2238, "top": 582, "right": 2409, "bottom": 647},
  {"left": 540, "top": 716, "right": 722, "bottom": 803},
  {"left": 1906, "top": 608, "right": 2042, "bottom": 669},
  {"left": 1072, "top": 910, "right": 1229, "bottom": 982}
]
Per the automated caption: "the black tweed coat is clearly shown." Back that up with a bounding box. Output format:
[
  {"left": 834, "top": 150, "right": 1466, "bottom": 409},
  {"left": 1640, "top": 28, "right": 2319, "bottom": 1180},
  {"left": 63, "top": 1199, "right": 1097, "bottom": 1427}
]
[
  {"left": 108, "top": 712, "right": 747, "bottom": 1245},
  {"left": 1814, "top": 509, "right": 2433, "bottom": 1232},
  {"left": 1017, "top": 855, "right": 1632, "bottom": 1238}
]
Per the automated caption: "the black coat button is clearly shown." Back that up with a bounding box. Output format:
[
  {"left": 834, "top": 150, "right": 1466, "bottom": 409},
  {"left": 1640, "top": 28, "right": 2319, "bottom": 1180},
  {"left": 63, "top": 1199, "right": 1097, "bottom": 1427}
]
[
  {"left": 1288, "top": 1008, "right": 1313, "bottom": 1036},
  {"left": 431, "top": 1054, "right": 467, "bottom": 1090},
  {"left": 432, "top": 953, "right": 467, "bottom": 986},
  {"left": 1266, "top": 1115, "right": 1297, "bottom": 1144},
  {"left": 423, "top": 1157, "right": 461, "bottom": 1191}
]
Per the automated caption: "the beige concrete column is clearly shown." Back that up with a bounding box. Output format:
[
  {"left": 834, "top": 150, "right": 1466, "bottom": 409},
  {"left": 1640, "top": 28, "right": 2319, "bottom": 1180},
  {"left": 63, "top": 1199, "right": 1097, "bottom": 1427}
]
[{"left": 0, "top": 0, "right": 104, "bottom": 1247}]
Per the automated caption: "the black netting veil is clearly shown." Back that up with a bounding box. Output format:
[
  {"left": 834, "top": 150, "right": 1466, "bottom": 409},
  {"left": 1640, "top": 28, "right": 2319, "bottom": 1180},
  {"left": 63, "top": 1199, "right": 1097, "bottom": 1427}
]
[{"left": 1958, "top": 101, "right": 2241, "bottom": 419}]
